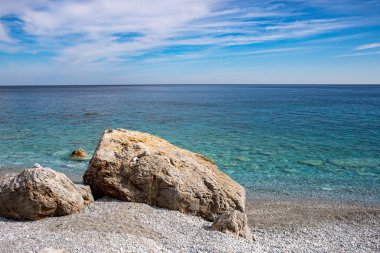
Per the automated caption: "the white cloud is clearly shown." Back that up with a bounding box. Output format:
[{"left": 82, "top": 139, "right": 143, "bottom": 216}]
[
  {"left": 20, "top": 0, "right": 212, "bottom": 36},
  {"left": 338, "top": 50, "right": 380, "bottom": 57},
  {"left": 0, "top": 0, "right": 376, "bottom": 64},
  {"left": 0, "top": 23, "right": 14, "bottom": 43},
  {"left": 355, "top": 43, "right": 380, "bottom": 50},
  {"left": 2, "top": 0, "right": 217, "bottom": 61}
]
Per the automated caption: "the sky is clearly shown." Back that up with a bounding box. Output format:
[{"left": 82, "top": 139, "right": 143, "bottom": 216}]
[{"left": 0, "top": 0, "right": 380, "bottom": 85}]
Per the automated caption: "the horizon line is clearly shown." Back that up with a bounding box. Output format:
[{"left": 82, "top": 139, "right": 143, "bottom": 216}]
[{"left": 0, "top": 83, "right": 380, "bottom": 87}]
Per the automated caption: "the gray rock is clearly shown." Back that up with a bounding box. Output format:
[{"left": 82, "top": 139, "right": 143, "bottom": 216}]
[
  {"left": 212, "top": 210, "right": 254, "bottom": 241},
  {"left": 83, "top": 129, "right": 246, "bottom": 221},
  {"left": 0, "top": 165, "right": 93, "bottom": 220}
]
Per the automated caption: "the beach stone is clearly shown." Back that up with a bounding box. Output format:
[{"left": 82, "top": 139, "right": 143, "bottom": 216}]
[
  {"left": 83, "top": 129, "right": 246, "bottom": 221},
  {"left": 38, "top": 248, "right": 70, "bottom": 253},
  {"left": 70, "top": 148, "right": 88, "bottom": 159},
  {"left": 212, "top": 210, "right": 253, "bottom": 241},
  {"left": 0, "top": 164, "right": 94, "bottom": 220}
]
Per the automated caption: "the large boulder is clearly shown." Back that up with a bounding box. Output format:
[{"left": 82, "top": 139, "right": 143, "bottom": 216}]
[
  {"left": 212, "top": 210, "right": 254, "bottom": 241},
  {"left": 0, "top": 164, "right": 94, "bottom": 220},
  {"left": 83, "top": 129, "right": 246, "bottom": 221}
]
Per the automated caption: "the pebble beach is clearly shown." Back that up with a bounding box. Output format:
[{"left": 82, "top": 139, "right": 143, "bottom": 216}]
[{"left": 1, "top": 197, "right": 378, "bottom": 253}]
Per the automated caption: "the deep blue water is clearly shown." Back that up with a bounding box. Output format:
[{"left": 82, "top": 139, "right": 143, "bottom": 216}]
[{"left": 0, "top": 85, "right": 379, "bottom": 204}]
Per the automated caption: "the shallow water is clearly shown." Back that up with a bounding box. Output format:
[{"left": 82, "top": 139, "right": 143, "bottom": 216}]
[{"left": 0, "top": 85, "right": 379, "bottom": 204}]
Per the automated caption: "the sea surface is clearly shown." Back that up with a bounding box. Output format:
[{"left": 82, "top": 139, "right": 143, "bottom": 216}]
[{"left": 0, "top": 85, "right": 379, "bottom": 204}]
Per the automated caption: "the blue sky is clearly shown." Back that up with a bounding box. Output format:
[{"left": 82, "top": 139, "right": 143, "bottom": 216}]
[{"left": 0, "top": 0, "right": 380, "bottom": 85}]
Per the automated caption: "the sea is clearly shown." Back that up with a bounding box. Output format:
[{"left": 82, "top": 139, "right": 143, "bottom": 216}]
[{"left": 0, "top": 85, "right": 379, "bottom": 204}]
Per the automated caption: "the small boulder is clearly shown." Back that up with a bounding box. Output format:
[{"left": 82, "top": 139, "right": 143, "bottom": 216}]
[
  {"left": 38, "top": 248, "right": 70, "bottom": 253},
  {"left": 70, "top": 148, "right": 88, "bottom": 160},
  {"left": 83, "top": 129, "right": 246, "bottom": 221},
  {"left": 212, "top": 210, "right": 254, "bottom": 241},
  {"left": 0, "top": 165, "right": 94, "bottom": 220}
]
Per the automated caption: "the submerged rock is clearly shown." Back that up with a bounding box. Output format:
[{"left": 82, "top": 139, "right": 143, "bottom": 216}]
[
  {"left": 70, "top": 148, "right": 88, "bottom": 160},
  {"left": 298, "top": 159, "right": 325, "bottom": 167},
  {"left": 328, "top": 158, "right": 380, "bottom": 168},
  {"left": 212, "top": 210, "right": 254, "bottom": 241},
  {"left": 0, "top": 164, "right": 93, "bottom": 220},
  {"left": 83, "top": 129, "right": 246, "bottom": 221}
]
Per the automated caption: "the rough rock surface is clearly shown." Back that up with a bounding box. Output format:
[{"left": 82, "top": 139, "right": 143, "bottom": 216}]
[
  {"left": 212, "top": 210, "right": 253, "bottom": 241},
  {"left": 83, "top": 129, "right": 246, "bottom": 221},
  {"left": 70, "top": 148, "right": 88, "bottom": 159},
  {"left": 0, "top": 164, "right": 93, "bottom": 220}
]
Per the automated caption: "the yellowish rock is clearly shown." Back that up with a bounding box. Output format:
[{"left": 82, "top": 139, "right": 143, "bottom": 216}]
[
  {"left": 83, "top": 129, "right": 246, "bottom": 221},
  {"left": 70, "top": 148, "right": 88, "bottom": 159}
]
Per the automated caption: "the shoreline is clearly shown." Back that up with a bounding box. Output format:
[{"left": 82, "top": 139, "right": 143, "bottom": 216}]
[{"left": 2, "top": 167, "right": 379, "bottom": 208}]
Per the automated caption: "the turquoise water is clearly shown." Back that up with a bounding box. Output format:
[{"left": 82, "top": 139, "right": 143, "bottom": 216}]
[{"left": 0, "top": 85, "right": 379, "bottom": 204}]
